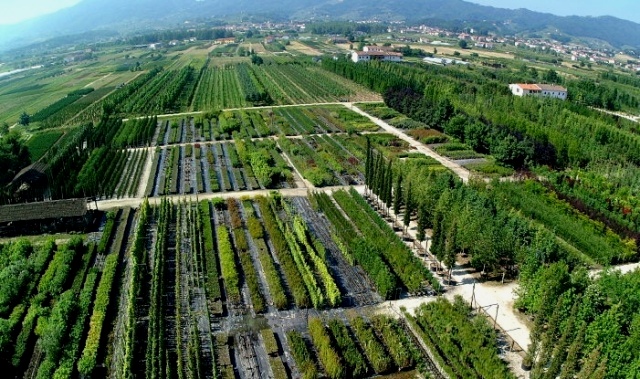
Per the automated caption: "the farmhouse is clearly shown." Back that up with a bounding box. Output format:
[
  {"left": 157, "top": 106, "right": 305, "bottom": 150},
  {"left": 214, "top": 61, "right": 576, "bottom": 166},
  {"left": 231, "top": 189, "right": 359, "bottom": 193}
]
[
  {"left": 215, "top": 37, "right": 236, "bottom": 44},
  {"left": 509, "top": 83, "right": 568, "bottom": 100},
  {"left": 351, "top": 49, "right": 403, "bottom": 63}
]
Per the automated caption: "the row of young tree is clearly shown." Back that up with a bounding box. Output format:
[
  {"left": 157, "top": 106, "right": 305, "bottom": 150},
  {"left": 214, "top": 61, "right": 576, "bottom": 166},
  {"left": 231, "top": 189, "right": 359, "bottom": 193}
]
[
  {"left": 322, "top": 58, "right": 640, "bottom": 171},
  {"left": 364, "top": 138, "right": 604, "bottom": 274}
]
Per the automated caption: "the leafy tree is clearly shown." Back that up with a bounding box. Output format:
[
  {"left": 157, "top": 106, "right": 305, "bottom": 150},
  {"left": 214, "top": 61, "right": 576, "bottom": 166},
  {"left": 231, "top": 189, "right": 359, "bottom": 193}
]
[
  {"left": 458, "top": 40, "right": 468, "bottom": 49},
  {"left": 250, "top": 54, "right": 264, "bottom": 65},
  {"left": 0, "top": 134, "right": 30, "bottom": 186},
  {"left": 18, "top": 112, "right": 29, "bottom": 126}
]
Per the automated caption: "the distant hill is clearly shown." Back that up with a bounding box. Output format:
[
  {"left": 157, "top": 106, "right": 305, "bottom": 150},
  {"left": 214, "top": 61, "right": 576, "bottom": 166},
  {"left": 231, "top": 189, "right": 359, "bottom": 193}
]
[{"left": 1, "top": 0, "right": 640, "bottom": 51}]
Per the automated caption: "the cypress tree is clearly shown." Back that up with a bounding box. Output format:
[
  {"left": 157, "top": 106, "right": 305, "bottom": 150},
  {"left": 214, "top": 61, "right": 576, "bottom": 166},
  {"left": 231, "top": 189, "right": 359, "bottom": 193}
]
[
  {"left": 417, "top": 203, "right": 427, "bottom": 242},
  {"left": 376, "top": 153, "right": 385, "bottom": 199},
  {"left": 384, "top": 160, "right": 393, "bottom": 213},
  {"left": 558, "top": 323, "right": 586, "bottom": 379},
  {"left": 372, "top": 152, "right": 381, "bottom": 197},
  {"left": 393, "top": 172, "right": 403, "bottom": 219},
  {"left": 443, "top": 219, "right": 457, "bottom": 279},
  {"left": 365, "top": 137, "right": 372, "bottom": 193},
  {"left": 544, "top": 302, "right": 578, "bottom": 379},
  {"left": 589, "top": 358, "right": 607, "bottom": 379},
  {"left": 403, "top": 185, "right": 412, "bottom": 232},
  {"left": 575, "top": 345, "right": 602, "bottom": 379},
  {"left": 532, "top": 295, "right": 566, "bottom": 378}
]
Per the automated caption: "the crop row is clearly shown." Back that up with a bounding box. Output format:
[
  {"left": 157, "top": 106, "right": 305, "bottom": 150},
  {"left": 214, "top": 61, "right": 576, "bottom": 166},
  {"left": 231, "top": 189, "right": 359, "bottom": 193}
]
[
  {"left": 119, "top": 66, "right": 197, "bottom": 115},
  {"left": 256, "top": 196, "right": 311, "bottom": 308},
  {"left": 75, "top": 147, "right": 136, "bottom": 199},
  {"left": 312, "top": 191, "right": 397, "bottom": 299},
  {"left": 227, "top": 198, "right": 267, "bottom": 312},
  {"left": 292, "top": 315, "right": 420, "bottom": 379},
  {"left": 406, "top": 297, "right": 515, "bottom": 379},
  {"left": 30, "top": 88, "right": 95, "bottom": 124},
  {"left": 78, "top": 208, "right": 131, "bottom": 375},
  {"left": 332, "top": 188, "right": 439, "bottom": 293},
  {"left": 113, "top": 116, "right": 158, "bottom": 148},
  {"left": 113, "top": 148, "right": 149, "bottom": 198}
]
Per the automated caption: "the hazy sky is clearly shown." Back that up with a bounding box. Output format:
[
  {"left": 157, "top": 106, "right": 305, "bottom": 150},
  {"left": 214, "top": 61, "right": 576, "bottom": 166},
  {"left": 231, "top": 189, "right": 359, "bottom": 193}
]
[
  {"left": 0, "top": 0, "right": 638, "bottom": 25},
  {"left": 0, "top": 0, "right": 81, "bottom": 25},
  {"left": 470, "top": 0, "right": 640, "bottom": 23}
]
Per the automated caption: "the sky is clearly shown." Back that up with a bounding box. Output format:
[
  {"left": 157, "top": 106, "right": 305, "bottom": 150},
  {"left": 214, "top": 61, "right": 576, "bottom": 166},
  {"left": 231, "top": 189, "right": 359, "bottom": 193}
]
[
  {"left": 0, "top": 0, "right": 81, "bottom": 25},
  {"left": 0, "top": 0, "right": 638, "bottom": 25},
  {"left": 469, "top": 0, "right": 640, "bottom": 23}
]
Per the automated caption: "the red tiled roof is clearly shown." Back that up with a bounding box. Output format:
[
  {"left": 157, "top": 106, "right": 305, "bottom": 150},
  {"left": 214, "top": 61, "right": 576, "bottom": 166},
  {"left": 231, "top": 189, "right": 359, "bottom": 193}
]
[
  {"left": 356, "top": 51, "right": 403, "bottom": 57},
  {"left": 537, "top": 84, "right": 567, "bottom": 91},
  {"left": 517, "top": 84, "right": 541, "bottom": 91}
]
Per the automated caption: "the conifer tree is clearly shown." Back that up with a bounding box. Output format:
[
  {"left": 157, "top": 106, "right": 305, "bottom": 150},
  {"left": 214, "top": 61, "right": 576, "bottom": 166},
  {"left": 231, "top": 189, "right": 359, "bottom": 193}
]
[
  {"left": 384, "top": 160, "right": 393, "bottom": 214},
  {"left": 417, "top": 203, "right": 428, "bottom": 242},
  {"left": 559, "top": 323, "right": 586, "bottom": 379},
  {"left": 365, "top": 137, "right": 372, "bottom": 194},
  {"left": 533, "top": 295, "right": 566, "bottom": 377},
  {"left": 393, "top": 172, "right": 403, "bottom": 219},
  {"left": 589, "top": 358, "right": 607, "bottom": 379},
  {"left": 403, "top": 185, "right": 412, "bottom": 232},
  {"left": 443, "top": 219, "right": 457, "bottom": 279},
  {"left": 544, "top": 302, "right": 579, "bottom": 379},
  {"left": 575, "top": 345, "right": 602, "bottom": 379}
]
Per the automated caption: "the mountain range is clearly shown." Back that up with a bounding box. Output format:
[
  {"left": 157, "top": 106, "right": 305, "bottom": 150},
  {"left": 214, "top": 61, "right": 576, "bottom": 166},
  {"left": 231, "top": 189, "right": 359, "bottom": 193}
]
[{"left": 1, "top": 0, "right": 640, "bottom": 51}]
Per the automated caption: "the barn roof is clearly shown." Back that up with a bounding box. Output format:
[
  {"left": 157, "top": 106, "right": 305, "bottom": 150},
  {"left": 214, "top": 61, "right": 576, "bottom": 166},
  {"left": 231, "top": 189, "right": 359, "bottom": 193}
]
[
  {"left": 9, "top": 161, "right": 48, "bottom": 187},
  {"left": 0, "top": 199, "right": 87, "bottom": 223}
]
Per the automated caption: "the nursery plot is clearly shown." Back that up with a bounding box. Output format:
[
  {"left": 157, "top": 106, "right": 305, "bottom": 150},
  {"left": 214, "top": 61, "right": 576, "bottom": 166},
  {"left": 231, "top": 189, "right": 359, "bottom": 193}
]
[
  {"left": 1, "top": 192, "right": 453, "bottom": 379},
  {"left": 111, "top": 148, "right": 149, "bottom": 198},
  {"left": 191, "top": 61, "right": 379, "bottom": 110},
  {"left": 278, "top": 132, "right": 411, "bottom": 187}
]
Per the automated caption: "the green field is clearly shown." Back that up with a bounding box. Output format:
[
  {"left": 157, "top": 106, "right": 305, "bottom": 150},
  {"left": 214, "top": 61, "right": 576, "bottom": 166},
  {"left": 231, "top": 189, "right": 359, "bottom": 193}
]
[{"left": 26, "top": 130, "right": 64, "bottom": 162}]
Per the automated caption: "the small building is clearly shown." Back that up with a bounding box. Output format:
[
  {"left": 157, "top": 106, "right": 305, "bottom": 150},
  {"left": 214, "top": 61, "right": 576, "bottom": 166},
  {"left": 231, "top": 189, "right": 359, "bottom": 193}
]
[
  {"left": 215, "top": 37, "right": 236, "bottom": 45},
  {"left": 363, "top": 45, "right": 392, "bottom": 53},
  {"left": 351, "top": 50, "right": 403, "bottom": 63},
  {"left": 509, "top": 83, "right": 567, "bottom": 100},
  {"left": 9, "top": 161, "right": 49, "bottom": 202}
]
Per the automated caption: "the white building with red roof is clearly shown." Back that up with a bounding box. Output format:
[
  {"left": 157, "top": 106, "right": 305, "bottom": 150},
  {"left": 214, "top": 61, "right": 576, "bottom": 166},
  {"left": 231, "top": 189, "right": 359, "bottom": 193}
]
[
  {"left": 351, "top": 50, "right": 403, "bottom": 63},
  {"left": 509, "top": 83, "right": 567, "bottom": 100}
]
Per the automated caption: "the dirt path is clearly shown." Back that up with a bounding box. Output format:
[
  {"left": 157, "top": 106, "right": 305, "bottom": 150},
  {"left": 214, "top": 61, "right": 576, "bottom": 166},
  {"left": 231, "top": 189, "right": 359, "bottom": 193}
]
[
  {"left": 277, "top": 145, "right": 313, "bottom": 189},
  {"left": 123, "top": 101, "right": 385, "bottom": 122},
  {"left": 593, "top": 107, "right": 640, "bottom": 123},
  {"left": 362, "top": 188, "right": 531, "bottom": 378},
  {"left": 346, "top": 103, "right": 472, "bottom": 183},
  {"left": 92, "top": 185, "right": 362, "bottom": 210},
  {"left": 84, "top": 72, "right": 113, "bottom": 88}
]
